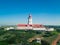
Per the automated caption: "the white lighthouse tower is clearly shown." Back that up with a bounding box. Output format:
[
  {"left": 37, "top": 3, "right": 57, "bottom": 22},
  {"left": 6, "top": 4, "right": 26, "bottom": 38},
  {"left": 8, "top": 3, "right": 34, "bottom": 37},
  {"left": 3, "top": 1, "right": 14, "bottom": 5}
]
[{"left": 28, "top": 14, "right": 32, "bottom": 25}]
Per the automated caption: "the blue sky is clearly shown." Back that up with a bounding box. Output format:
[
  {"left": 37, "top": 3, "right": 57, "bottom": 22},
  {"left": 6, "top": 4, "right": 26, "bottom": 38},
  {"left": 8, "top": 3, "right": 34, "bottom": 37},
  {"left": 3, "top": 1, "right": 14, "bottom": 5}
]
[{"left": 0, "top": 0, "right": 60, "bottom": 25}]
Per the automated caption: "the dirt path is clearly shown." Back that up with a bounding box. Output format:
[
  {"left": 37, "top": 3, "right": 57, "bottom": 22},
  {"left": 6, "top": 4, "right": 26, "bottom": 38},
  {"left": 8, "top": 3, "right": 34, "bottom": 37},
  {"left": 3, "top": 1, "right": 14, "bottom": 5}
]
[
  {"left": 51, "top": 34, "right": 60, "bottom": 45},
  {"left": 28, "top": 35, "right": 43, "bottom": 42}
]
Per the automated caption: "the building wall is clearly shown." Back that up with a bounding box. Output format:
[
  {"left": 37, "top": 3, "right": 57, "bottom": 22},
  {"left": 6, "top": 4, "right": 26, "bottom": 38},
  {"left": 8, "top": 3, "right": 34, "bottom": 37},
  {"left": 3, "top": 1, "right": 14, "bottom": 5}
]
[
  {"left": 33, "top": 28, "right": 46, "bottom": 30},
  {"left": 47, "top": 28, "right": 54, "bottom": 31},
  {"left": 16, "top": 26, "right": 47, "bottom": 31}
]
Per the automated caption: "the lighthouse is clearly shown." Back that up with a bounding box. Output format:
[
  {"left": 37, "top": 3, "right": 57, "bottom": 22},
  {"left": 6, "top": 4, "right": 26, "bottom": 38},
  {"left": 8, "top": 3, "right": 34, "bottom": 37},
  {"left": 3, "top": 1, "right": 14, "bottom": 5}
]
[
  {"left": 17, "top": 13, "right": 48, "bottom": 31},
  {"left": 28, "top": 14, "right": 32, "bottom": 25}
]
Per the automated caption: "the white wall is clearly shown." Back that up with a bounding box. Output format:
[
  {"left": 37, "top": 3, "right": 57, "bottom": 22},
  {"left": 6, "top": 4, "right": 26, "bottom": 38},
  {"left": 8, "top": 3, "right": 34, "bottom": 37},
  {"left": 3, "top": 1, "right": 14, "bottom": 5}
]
[
  {"left": 47, "top": 28, "right": 54, "bottom": 31},
  {"left": 33, "top": 28, "right": 46, "bottom": 31}
]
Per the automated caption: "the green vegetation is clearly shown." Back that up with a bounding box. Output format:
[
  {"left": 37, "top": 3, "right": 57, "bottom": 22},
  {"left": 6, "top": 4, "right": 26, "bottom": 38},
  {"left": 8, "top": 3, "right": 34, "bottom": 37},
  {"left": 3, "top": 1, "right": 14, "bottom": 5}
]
[
  {"left": 0, "top": 28, "right": 60, "bottom": 45},
  {"left": 57, "top": 41, "right": 60, "bottom": 45}
]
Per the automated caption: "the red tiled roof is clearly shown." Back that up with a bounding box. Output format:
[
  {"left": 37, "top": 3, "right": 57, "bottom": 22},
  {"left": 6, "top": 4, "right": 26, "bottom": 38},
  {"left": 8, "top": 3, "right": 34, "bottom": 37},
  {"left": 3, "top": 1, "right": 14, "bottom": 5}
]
[
  {"left": 17, "top": 24, "right": 44, "bottom": 28},
  {"left": 17, "top": 24, "right": 27, "bottom": 27}
]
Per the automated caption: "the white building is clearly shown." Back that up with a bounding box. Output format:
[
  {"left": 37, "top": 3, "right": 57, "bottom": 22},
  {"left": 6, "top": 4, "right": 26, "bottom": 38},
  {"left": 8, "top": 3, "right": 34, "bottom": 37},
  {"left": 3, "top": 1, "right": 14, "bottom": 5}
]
[
  {"left": 46, "top": 28, "right": 54, "bottom": 31},
  {"left": 36, "top": 38, "right": 41, "bottom": 44},
  {"left": 4, "top": 14, "right": 54, "bottom": 31},
  {"left": 4, "top": 27, "right": 15, "bottom": 30},
  {"left": 17, "top": 14, "right": 48, "bottom": 31}
]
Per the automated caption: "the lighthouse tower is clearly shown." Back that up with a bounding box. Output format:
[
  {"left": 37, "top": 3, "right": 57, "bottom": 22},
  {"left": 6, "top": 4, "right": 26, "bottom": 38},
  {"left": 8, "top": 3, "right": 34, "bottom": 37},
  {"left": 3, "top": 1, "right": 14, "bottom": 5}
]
[{"left": 28, "top": 14, "right": 32, "bottom": 25}]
